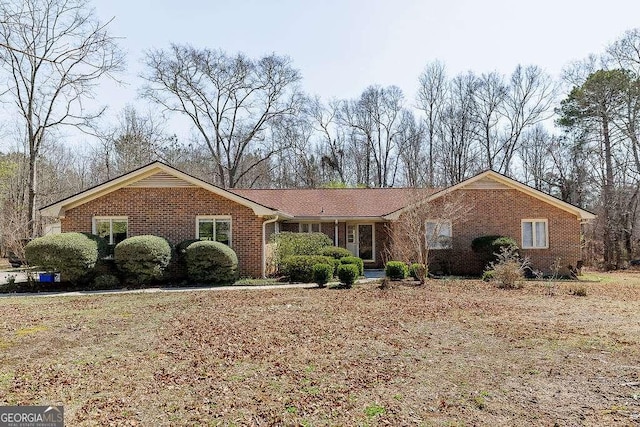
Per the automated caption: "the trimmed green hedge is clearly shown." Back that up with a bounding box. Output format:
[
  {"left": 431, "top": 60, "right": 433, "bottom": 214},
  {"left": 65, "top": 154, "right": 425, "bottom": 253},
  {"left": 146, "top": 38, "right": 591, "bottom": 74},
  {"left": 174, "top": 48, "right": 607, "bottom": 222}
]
[
  {"left": 281, "top": 255, "right": 336, "bottom": 283},
  {"left": 271, "top": 232, "right": 332, "bottom": 267},
  {"left": 385, "top": 261, "right": 408, "bottom": 280},
  {"left": 312, "top": 263, "right": 334, "bottom": 287},
  {"left": 114, "top": 235, "right": 172, "bottom": 285},
  {"left": 185, "top": 241, "right": 238, "bottom": 284},
  {"left": 25, "top": 232, "right": 104, "bottom": 282},
  {"left": 320, "top": 246, "right": 352, "bottom": 259},
  {"left": 339, "top": 256, "right": 364, "bottom": 276},
  {"left": 337, "top": 264, "right": 359, "bottom": 288}
]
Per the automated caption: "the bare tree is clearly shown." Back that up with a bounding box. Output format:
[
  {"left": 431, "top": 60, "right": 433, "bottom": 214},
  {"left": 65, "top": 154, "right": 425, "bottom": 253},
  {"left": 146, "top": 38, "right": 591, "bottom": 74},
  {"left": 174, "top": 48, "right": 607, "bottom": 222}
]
[
  {"left": 140, "top": 45, "right": 304, "bottom": 188},
  {"left": 385, "top": 192, "right": 472, "bottom": 283},
  {"left": 97, "top": 106, "right": 177, "bottom": 179},
  {"left": 439, "top": 72, "right": 481, "bottom": 185},
  {"left": 0, "top": 0, "right": 123, "bottom": 236},
  {"left": 417, "top": 60, "right": 447, "bottom": 186},
  {"left": 339, "top": 85, "right": 408, "bottom": 187}
]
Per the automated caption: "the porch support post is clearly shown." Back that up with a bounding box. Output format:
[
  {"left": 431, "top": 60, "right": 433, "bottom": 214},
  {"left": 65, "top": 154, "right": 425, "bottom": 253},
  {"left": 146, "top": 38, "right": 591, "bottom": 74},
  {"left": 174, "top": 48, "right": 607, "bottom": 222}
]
[
  {"left": 262, "top": 215, "right": 279, "bottom": 278},
  {"left": 334, "top": 220, "right": 339, "bottom": 246}
]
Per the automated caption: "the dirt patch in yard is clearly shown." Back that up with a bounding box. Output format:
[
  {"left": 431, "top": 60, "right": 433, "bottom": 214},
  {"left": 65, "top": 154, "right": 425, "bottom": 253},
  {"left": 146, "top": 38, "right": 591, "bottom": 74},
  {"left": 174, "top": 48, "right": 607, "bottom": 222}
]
[{"left": 0, "top": 274, "right": 638, "bottom": 425}]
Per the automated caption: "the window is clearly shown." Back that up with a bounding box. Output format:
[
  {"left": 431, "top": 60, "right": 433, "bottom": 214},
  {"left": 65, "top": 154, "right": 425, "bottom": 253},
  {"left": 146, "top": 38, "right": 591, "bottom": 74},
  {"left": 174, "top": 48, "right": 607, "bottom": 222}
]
[
  {"left": 196, "top": 216, "right": 232, "bottom": 246},
  {"left": 425, "top": 220, "right": 452, "bottom": 249},
  {"left": 521, "top": 219, "right": 548, "bottom": 249},
  {"left": 299, "top": 223, "right": 321, "bottom": 233},
  {"left": 93, "top": 217, "right": 128, "bottom": 245}
]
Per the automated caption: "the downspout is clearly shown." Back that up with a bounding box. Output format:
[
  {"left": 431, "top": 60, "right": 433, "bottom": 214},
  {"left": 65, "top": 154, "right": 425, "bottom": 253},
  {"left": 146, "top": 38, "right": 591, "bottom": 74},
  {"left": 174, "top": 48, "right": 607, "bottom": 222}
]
[{"left": 262, "top": 215, "right": 279, "bottom": 278}]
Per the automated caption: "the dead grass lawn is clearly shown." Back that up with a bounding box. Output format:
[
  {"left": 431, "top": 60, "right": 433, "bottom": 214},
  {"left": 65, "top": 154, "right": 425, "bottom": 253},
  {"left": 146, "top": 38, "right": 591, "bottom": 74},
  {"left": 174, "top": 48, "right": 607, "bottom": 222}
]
[{"left": 0, "top": 272, "right": 639, "bottom": 426}]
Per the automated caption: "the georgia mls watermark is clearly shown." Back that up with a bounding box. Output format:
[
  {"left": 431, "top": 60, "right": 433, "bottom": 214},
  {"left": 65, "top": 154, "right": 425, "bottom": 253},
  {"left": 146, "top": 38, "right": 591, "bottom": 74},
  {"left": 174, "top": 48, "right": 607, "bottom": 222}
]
[{"left": 0, "top": 406, "right": 63, "bottom": 427}]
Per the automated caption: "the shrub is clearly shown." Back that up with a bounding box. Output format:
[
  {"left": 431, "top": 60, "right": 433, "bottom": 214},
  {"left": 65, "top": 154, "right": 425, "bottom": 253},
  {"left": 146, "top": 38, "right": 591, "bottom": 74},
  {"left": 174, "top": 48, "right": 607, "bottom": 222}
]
[
  {"left": 385, "top": 261, "right": 408, "bottom": 280},
  {"left": 472, "top": 235, "right": 519, "bottom": 268},
  {"left": 281, "top": 255, "right": 335, "bottom": 283},
  {"left": 409, "top": 263, "right": 427, "bottom": 281},
  {"left": 92, "top": 274, "right": 121, "bottom": 290},
  {"left": 320, "top": 246, "right": 352, "bottom": 259},
  {"left": 339, "top": 256, "right": 364, "bottom": 276},
  {"left": 486, "top": 246, "right": 530, "bottom": 289},
  {"left": 312, "top": 263, "right": 334, "bottom": 287},
  {"left": 481, "top": 270, "right": 495, "bottom": 282},
  {"left": 185, "top": 241, "right": 238, "bottom": 284},
  {"left": 80, "top": 232, "right": 109, "bottom": 258},
  {"left": 337, "top": 264, "right": 359, "bottom": 288},
  {"left": 25, "top": 232, "right": 102, "bottom": 282},
  {"left": 114, "top": 235, "right": 172, "bottom": 285},
  {"left": 271, "top": 232, "right": 332, "bottom": 267}
]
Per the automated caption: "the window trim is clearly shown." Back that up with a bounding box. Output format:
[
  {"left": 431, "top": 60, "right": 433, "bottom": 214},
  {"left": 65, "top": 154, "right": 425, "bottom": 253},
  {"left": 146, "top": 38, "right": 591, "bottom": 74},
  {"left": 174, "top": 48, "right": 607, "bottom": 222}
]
[
  {"left": 92, "top": 216, "right": 128, "bottom": 245},
  {"left": 425, "top": 219, "right": 452, "bottom": 250},
  {"left": 521, "top": 219, "right": 549, "bottom": 249},
  {"left": 196, "top": 215, "right": 233, "bottom": 246},
  {"left": 298, "top": 222, "right": 322, "bottom": 233}
]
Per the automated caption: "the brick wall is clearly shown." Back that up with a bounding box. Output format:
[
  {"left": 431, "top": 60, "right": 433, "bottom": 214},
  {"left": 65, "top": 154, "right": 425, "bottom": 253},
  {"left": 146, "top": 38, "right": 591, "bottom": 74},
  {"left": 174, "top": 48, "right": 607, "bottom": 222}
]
[
  {"left": 61, "top": 187, "right": 264, "bottom": 277},
  {"left": 423, "top": 189, "right": 582, "bottom": 275}
]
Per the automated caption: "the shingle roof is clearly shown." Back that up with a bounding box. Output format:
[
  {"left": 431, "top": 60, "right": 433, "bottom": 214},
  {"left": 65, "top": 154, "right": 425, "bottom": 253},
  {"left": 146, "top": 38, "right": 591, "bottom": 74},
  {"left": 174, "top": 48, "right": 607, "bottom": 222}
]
[{"left": 230, "top": 188, "right": 438, "bottom": 218}]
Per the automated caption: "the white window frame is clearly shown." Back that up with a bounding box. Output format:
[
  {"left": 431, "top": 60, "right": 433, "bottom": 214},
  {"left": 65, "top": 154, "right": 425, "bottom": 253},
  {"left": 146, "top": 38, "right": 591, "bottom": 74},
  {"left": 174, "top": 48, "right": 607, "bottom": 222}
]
[
  {"left": 425, "top": 219, "right": 452, "bottom": 250},
  {"left": 521, "top": 219, "right": 549, "bottom": 249},
  {"left": 92, "top": 216, "right": 128, "bottom": 245},
  {"left": 299, "top": 222, "right": 321, "bottom": 233},
  {"left": 196, "top": 215, "right": 232, "bottom": 246}
]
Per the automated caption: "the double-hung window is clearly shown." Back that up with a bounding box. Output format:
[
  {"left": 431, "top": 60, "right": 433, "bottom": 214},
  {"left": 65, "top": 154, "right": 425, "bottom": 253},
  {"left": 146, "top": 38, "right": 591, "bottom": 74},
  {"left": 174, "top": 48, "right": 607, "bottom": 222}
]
[
  {"left": 521, "top": 219, "right": 548, "bottom": 249},
  {"left": 93, "top": 217, "right": 128, "bottom": 245},
  {"left": 299, "top": 223, "right": 321, "bottom": 233},
  {"left": 197, "top": 216, "right": 232, "bottom": 246},
  {"left": 425, "top": 220, "right": 452, "bottom": 249}
]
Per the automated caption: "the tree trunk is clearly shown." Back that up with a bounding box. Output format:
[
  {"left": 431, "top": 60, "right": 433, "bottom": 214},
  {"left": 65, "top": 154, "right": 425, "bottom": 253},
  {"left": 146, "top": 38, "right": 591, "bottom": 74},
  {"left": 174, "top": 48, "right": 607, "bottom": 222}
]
[{"left": 601, "top": 116, "right": 616, "bottom": 269}]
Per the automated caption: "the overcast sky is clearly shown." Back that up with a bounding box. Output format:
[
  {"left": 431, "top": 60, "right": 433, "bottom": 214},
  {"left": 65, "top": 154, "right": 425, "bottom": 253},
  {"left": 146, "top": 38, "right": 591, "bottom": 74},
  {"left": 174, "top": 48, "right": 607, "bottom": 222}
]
[{"left": 11, "top": 0, "right": 640, "bottom": 148}]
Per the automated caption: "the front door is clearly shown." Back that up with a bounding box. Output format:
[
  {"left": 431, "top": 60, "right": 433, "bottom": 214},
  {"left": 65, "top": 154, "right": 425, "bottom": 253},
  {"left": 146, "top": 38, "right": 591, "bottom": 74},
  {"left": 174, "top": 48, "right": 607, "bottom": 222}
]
[{"left": 346, "top": 223, "right": 375, "bottom": 262}]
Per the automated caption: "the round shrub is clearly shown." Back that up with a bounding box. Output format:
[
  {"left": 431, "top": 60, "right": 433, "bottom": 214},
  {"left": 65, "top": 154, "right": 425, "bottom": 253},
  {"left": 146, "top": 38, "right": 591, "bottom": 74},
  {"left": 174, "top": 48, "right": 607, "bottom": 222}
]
[
  {"left": 339, "top": 256, "right": 364, "bottom": 276},
  {"left": 25, "top": 232, "right": 102, "bottom": 282},
  {"left": 312, "top": 263, "right": 334, "bottom": 288},
  {"left": 385, "top": 261, "right": 408, "bottom": 280},
  {"left": 337, "top": 264, "right": 359, "bottom": 288},
  {"left": 409, "top": 263, "right": 427, "bottom": 281},
  {"left": 114, "top": 235, "right": 172, "bottom": 285},
  {"left": 80, "top": 232, "right": 109, "bottom": 258},
  {"left": 92, "top": 274, "right": 121, "bottom": 290},
  {"left": 320, "top": 246, "right": 352, "bottom": 260},
  {"left": 185, "top": 241, "right": 238, "bottom": 284},
  {"left": 281, "top": 255, "right": 336, "bottom": 283}
]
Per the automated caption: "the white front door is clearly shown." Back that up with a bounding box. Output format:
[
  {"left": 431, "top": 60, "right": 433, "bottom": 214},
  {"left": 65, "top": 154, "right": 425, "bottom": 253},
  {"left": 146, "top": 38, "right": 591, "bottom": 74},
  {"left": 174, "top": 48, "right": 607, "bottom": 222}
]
[{"left": 346, "top": 223, "right": 375, "bottom": 262}]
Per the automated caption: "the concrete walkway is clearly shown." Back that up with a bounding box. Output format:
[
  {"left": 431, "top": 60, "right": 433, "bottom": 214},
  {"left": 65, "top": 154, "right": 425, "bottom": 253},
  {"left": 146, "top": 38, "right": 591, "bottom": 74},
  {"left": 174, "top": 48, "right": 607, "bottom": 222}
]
[
  {"left": 0, "top": 282, "right": 321, "bottom": 298},
  {"left": 0, "top": 270, "right": 383, "bottom": 299}
]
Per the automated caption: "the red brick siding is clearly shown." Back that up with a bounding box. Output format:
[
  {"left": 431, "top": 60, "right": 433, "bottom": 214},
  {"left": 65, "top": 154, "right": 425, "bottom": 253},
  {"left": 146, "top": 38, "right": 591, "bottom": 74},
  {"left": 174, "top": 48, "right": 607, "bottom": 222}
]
[
  {"left": 422, "top": 189, "right": 582, "bottom": 275},
  {"left": 61, "top": 187, "right": 264, "bottom": 277}
]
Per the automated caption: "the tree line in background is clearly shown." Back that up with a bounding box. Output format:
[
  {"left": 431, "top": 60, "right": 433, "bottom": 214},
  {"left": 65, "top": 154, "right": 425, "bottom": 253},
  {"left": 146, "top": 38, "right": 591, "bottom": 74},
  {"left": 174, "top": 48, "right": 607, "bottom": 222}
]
[{"left": 2, "top": 0, "right": 640, "bottom": 269}]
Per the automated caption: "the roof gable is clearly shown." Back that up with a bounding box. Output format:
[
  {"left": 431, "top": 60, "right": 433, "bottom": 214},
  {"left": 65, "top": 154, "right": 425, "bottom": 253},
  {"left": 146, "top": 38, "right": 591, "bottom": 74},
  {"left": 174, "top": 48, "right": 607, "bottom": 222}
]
[
  {"left": 40, "top": 162, "right": 281, "bottom": 218},
  {"left": 384, "top": 170, "right": 596, "bottom": 221}
]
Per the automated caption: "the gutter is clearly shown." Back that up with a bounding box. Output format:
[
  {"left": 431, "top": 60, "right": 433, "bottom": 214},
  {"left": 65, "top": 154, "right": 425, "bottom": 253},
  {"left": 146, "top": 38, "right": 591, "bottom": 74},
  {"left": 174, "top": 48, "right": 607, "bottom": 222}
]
[{"left": 262, "top": 215, "right": 280, "bottom": 278}]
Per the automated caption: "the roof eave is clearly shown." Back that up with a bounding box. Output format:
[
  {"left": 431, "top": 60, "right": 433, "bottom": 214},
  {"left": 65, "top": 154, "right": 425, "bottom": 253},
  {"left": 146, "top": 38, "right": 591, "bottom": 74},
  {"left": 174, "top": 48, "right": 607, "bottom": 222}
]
[{"left": 39, "top": 162, "right": 281, "bottom": 218}]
